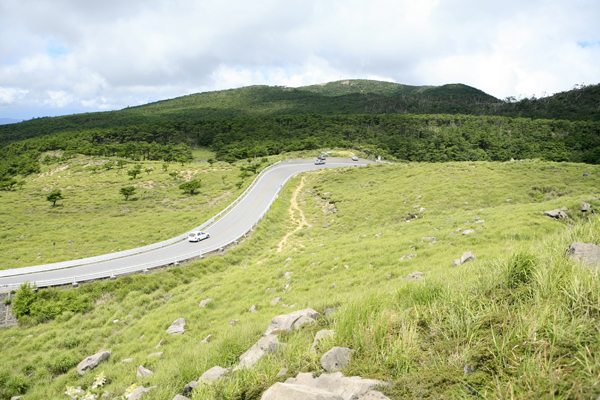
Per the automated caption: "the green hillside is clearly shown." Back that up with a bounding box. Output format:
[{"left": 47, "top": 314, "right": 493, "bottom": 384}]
[{"left": 2, "top": 159, "right": 600, "bottom": 399}]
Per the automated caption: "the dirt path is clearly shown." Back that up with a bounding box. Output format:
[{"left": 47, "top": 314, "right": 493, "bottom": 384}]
[{"left": 277, "top": 177, "right": 310, "bottom": 252}]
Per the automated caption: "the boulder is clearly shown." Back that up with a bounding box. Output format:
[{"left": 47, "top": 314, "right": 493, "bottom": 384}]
[
  {"left": 321, "top": 347, "right": 354, "bottom": 372},
  {"left": 199, "top": 298, "right": 211, "bottom": 307},
  {"left": 137, "top": 365, "right": 153, "bottom": 378},
  {"left": 544, "top": 209, "right": 568, "bottom": 219},
  {"left": 462, "top": 229, "right": 475, "bottom": 235},
  {"left": 166, "top": 318, "right": 186, "bottom": 335},
  {"left": 148, "top": 352, "right": 163, "bottom": 358},
  {"left": 311, "top": 330, "right": 334, "bottom": 352},
  {"left": 77, "top": 351, "right": 111, "bottom": 375},
  {"left": 460, "top": 251, "right": 477, "bottom": 264},
  {"left": 182, "top": 381, "right": 198, "bottom": 397},
  {"left": 405, "top": 271, "right": 423, "bottom": 280},
  {"left": 238, "top": 334, "right": 282, "bottom": 369},
  {"left": 199, "top": 366, "right": 230, "bottom": 383},
  {"left": 582, "top": 202, "right": 591, "bottom": 212},
  {"left": 264, "top": 308, "right": 321, "bottom": 335},
  {"left": 261, "top": 383, "right": 343, "bottom": 400},
  {"left": 281, "top": 371, "right": 388, "bottom": 400},
  {"left": 129, "top": 386, "right": 156, "bottom": 400},
  {"left": 565, "top": 242, "right": 600, "bottom": 267}
]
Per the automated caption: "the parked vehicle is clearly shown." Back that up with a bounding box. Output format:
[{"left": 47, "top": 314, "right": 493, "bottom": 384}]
[
  {"left": 188, "top": 231, "right": 210, "bottom": 242},
  {"left": 314, "top": 159, "right": 326, "bottom": 165},
  {"left": 352, "top": 156, "right": 358, "bottom": 161},
  {"left": 317, "top": 155, "right": 326, "bottom": 160}
]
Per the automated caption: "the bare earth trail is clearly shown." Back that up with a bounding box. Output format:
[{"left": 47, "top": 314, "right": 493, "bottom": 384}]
[
  {"left": 0, "top": 158, "right": 372, "bottom": 290},
  {"left": 277, "top": 176, "right": 310, "bottom": 252}
]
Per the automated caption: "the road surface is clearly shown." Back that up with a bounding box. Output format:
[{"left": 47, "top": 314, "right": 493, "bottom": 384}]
[{"left": 0, "top": 158, "right": 372, "bottom": 290}]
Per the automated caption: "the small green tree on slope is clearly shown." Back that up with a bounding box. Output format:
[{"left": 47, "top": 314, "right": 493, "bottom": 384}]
[
  {"left": 179, "top": 179, "right": 201, "bottom": 195},
  {"left": 46, "top": 189, "right": 63, "bottom": 206},
  {"left": 120, "top": 186, "right": 136, "bottom": 201}
]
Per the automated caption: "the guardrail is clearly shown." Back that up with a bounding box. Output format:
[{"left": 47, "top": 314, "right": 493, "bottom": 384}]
[{"left": 0, "top": 161, "right": 282, "bottom": 281}]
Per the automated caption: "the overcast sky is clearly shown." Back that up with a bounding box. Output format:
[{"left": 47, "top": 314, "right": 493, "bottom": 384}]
[{"left": 1, "top": 0, "right": 599, "bottom": 120}]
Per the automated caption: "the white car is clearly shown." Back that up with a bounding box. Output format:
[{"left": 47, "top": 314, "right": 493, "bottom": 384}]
[
  {"left": 352, "top": 156, "right": 358, "bottom": 161},
  {"left": 188, "top": 231, "right": 210, "bottom": 242},
  {"left": 314, "top": 159, "right": 326, "bottom": 165}
]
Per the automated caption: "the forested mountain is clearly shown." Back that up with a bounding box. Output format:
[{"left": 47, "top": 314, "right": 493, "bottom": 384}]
[{"left": 1, "top": 80, "right": 599, "bottom": 188}]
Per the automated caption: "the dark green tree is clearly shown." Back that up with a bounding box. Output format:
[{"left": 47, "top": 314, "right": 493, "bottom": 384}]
[
  {"left": 179, "top": 179, "right": 201, "bottom": 194},
  {"left": 127, "top": 165, "right": 142, "bottom": 179},
  {"left": 12, "top": 282, "right": 36, "bottom": 318},
  {"left": 120, "top": 186, "right": 136, "bottom": 200},
  {"left": 46, "top": 189, "right": 63, "bottom": 206}
]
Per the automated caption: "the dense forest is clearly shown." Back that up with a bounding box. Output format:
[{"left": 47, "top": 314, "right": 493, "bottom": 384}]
[{"left": 1, "top": 80, "right": 599, "bottom": 188}]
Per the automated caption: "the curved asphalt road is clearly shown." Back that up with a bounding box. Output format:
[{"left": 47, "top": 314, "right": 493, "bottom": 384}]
[{"left": 0, "top": 158, "right": 371, "bottom": 289}]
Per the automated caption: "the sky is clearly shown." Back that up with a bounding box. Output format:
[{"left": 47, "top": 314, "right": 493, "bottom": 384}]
[{"left": 0, "top": 0, "right": 599, "bottom": 120}]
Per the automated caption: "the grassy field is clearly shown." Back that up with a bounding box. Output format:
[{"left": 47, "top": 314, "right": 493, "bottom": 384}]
[{"left": 1, "top": 159, "right": 600, "bottom": 399}]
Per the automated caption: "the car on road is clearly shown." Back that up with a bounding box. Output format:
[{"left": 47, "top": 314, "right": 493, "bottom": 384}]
[
  {"left": 188, "top": 231, "right": 210, "bottom": 242},
  {"left": 317, "top": 155, "right": 326, "bottom": 160},
  {"left": 352, "top": 156, "right": 358, "bottom": 161},
  {"left": 314, "top": 159, "right": 326, "bottom": 165}
]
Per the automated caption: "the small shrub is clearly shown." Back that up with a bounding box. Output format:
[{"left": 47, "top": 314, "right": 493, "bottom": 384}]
[
  {"left": 505, "top": 252, "right": 536, "bottom": 288},
  {"left": 47, "top": 352, "right": 80, "bottom": 375}
]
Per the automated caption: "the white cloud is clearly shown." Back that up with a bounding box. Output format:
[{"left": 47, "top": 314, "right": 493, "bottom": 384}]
[{"left": 0, "top": 0, "right": 599, "bottom": 118}]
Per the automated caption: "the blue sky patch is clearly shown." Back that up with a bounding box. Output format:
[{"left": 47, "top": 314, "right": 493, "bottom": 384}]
[
  {"left": 577, "top": 41, "right": 600, "bottom": 48},
  {"left": 46, "top": 40, "right": 69, "bottom": 58}
]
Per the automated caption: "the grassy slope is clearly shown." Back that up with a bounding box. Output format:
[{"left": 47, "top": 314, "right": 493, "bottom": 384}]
[{"left": 1, "top": 160, "right": 600, "bottom": 399}]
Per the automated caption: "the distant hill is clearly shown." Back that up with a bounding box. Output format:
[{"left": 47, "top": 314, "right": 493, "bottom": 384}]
[{"left": 0, "top": 118, "right": 23, "bottom": 125}]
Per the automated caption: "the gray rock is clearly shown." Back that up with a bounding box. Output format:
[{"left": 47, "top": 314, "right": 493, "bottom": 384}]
[
  {"left": 238, "top": 334, "right": 283, "bottom": 369},
  {"left": 249, "top": 305, "right": 257, "bottom": 312},
  {"left": 561, "top": 206, "right": 569, "bottom": 211},
  {"left": 270, "top": 297, "right": 282, "bottom": 306},
  {"left": 182, "top": 381, "right": 198, "bottom": 397},
  {"left": 199, "top": 298, "right": 211, "bottom": 307},
  {"left": 565, "top": 242, "right": 600, "bottom": 267},
  {"left": 284, "top": 271, "right": 293, "bottom": 280},
  {"left": 167, "top": 318, "right": 186, "bottom": 334},
  {"left": 451, "top": 259, "right": 461, "bottom": 267},
  {"left": 137, "top": 365, "right": 153, "bottom": 378},
  {"left": 11, "top": 396, "right": 23, "bottom": 400},
  {"left": 276, "top": 368, "right": 288, "bottom": 378},
  {"left": 321, "top": 347, "right": 354, "bottom": 372},
  {"left": 462, "top": 229, "right": 475, "bottom": 235},
  {"left": 582, "top": 202, "right": 591, "bottom": 212},
  {"left": 282, "top": 371, "right": 387, "bottom": 400},
  {"left": 230, "top": 319, "right": 239, "bottom": 326},
  {"left": 77, "top": 351, "right": 111, "bottom": 375},
  {"left": 128, "top": 385, "right": 157, "bottom": 400},
  {"left": 201, "top": 334, "right": 213, "bottom": 343},
  {"left": 264, "top": 308, "right": 321, "bottom": 335},
  {"left": 261, "top": 383, "right": 343, "bottom": 400},
  {"left": 323, "top": 308, "right": 336, "bottom": 315},
  {"left": 148, "top": 352, "right": 163, "bottom": 358},
  {"left": 406, "top": 271, "right": 423, "bottom": 280},
  {"left": 286, "top": 257, "right": 292, "bottom": 261},
  {"left": 121, "top": 358, "right": 133, "bottom": 364},
  {"left": 155, "top": 339, "right": 164, "bottom": 348},
  {"left": 199, "top": 366, "right": 230, "bottom": 383},
  {"left": 544, "top": 209, "right": 568, "bottom": 219},
  {"left": 464, "top": 364, "right": 476, "bottom": 375},
  {"left": 460, "top": 251, "right": 477, "bottom": 264},
  {"left": 311, "top": 329, "right": 334, "bottom": 351},
  {"left": 173, "top": 395, "right": 190, "bottom": 400},
  {"left": 583, "top": 172, "right": 590, "bottom": 177},
  {"left": 67, "top": 240, "right": 74, "bottom": 244},
  {"left": 361, "top": 391, "right": 391, "bottom": 400}
]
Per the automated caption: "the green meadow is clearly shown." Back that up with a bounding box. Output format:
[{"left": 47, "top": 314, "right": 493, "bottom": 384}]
[{"left": 2, "top": 159, "right": 600, "bottom": 399}]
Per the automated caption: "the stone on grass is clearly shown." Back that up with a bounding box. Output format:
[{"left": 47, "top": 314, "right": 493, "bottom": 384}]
[
  {"left": 321, "top": 347, "right": 354, "bottom": 372},
  {"left": 582, "top": 202, "right": 591, "bottom": 212},
  {"left": 237, "top": 334, "right": 283, "bottom": 369},
  {"left": 261, "top": 383, "right": 343, "bottom": 400},
  {"left": 276, "top": 368, "right": 288, "bottom": 378},
  {"left": 565, "top": 242, "right": 600, "bottom": 267},
  {"left": 155, "top": 339, "right": 164, "bottom": 348},
  {"left": 77, "top": 351, "right": 111, "bottom": 375},
  {"left": 166, "top": 318, "right": 186, "bottom": 335},
  {"left": 323, "top": 308, "right": 336, "bottom": 315},
  {"left": 284, "top": 271, "right": 293, "bottom": 280},
  {"left": 148, "top": 352, "right": 162, "bottom": 358},
  {"left": 199, "top": 366, "right": 230, "bottom": 383},
  {"left": 311, "top": 329, "right": 334, "bottom": 351},
  {"left": 406, "top": 271, "right": 423, "bottom": 280},
  {"left": 199, "top": 298, "right": 211, "bottom": 307},
  {"left": 128, "top": 385, "right": 156, "bottom": 400},
  {"left": 270, "top": 297, "right": 282, "bottom": 306},
  {"left": 137, "top": 365, "right": 153, "bottom": 378},
  {"left": 464, "top": 364, "right": 476, "bottom": 375},
  {"left": 462, "top": 229, "right": 475, "bottom": 235},
  {"left": 173, "top": 395, "right": 190, "bottom": 400},
  {"left": 201, "top": 334, "right": 213, "bottom": 343},
  {"left": 583, "top": 172, "right": 590, "bottom": 177},
  {"left": 277, "top": 371, "right": 388, "bottom": 400},
  {"left": 460, "top": 251, "right": 477, "bottom": 264},
  {"left": 230, "top": 319, "right": 239, "bottom": 326},
  {"left": 264, "top": 308, "right": 321, "bottom": 335},
  {"left": 121, "top": 358, "right": 133, "bottom": 364},
  {"left": 544, "top": 209, "right": 568, "bottom": 219},
  {"left": 182, "top": 381, "right": 198, "bottom": 397},
  {"left": 249, "top": 305, "right": 257, "bottom": 313},
  {"left": 286, "top": 257, "right": 292, "bottom": 262}
]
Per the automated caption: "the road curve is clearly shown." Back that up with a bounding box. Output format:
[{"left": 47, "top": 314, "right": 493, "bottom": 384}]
[{"left": 0, "top": 158, "right": 372, "bottom": 290}]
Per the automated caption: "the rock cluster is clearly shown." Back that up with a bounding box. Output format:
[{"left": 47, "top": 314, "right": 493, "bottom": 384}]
[{"left": 261, "top": 372, "right": 390, "bottom": 400}]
